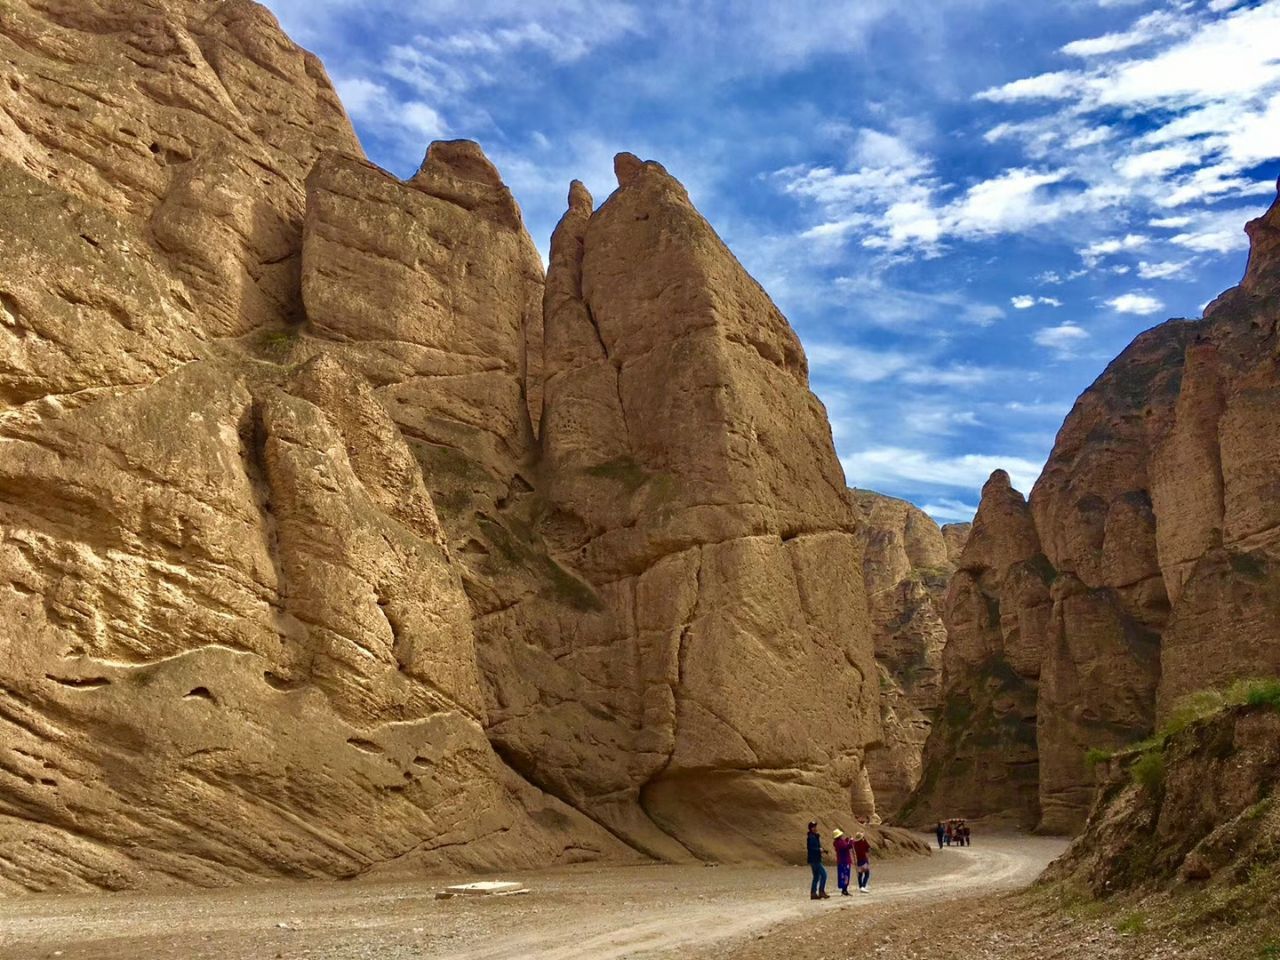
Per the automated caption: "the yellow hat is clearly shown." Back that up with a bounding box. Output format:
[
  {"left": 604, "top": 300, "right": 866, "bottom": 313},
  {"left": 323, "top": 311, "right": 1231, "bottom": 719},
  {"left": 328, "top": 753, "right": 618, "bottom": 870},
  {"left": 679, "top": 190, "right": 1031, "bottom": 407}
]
[
  {"left": 855, "top": 831, "right": 865, "bottom": 840},
  {"left": 832, "top": 828, "right": 844, "bottom": 839}
]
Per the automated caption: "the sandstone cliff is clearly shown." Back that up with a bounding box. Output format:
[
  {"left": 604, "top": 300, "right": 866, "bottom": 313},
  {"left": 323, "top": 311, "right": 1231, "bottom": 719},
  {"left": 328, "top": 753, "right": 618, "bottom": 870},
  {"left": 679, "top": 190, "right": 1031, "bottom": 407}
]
[
  {"left": 853, "top": 491, "right": 966, "bottom": 816},
  {"left": 479, "top": 160, "right": 883, "bottom": 864},
  {"left": 900, "top": 471, "right": 1048, "bottom": 828},
  {"left": 909, "top": 184, "right": 1280, "bottom": 833},
  {"left": 0, "top": 0, "right": 900, "bottom": 890}
]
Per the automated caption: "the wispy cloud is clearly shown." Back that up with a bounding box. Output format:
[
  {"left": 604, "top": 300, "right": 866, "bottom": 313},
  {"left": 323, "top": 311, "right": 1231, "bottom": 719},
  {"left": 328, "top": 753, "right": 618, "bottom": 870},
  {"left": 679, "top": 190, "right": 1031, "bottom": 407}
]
[
  {"left": 841, "top": 447, "right": 1043, "bottom": 496},
  {"left": 1011, "top": 294, "right": 1063, "bottom": 309},
  {"left": 1033, "top": 322, "right": 1091, "bottom": 356},
  {"left": 1136, "top": 259, "right": 1190, "bottom": 280},
  {"left": 918, "top": 497, "right": 980, "bottom": 523}
]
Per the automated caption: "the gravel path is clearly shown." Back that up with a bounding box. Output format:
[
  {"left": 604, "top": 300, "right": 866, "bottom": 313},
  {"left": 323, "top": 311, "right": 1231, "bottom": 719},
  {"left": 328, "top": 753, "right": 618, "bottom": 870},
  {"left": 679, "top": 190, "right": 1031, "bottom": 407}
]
[{"left": 0, "top": 835, "right": 1068, "bottom": 960}]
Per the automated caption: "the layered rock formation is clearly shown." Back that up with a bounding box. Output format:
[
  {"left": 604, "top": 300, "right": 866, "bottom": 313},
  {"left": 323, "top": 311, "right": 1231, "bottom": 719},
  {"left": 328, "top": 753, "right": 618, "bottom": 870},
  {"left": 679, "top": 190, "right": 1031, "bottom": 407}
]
[
  {"left": 900, "top": 472, "right": 1048, "bottom": 828},
  {"left": 478, "top": 162, "right": 882, "bottom": 864},
  {"left": 909, "top": 184, "right": 1280, "bottom": 833},
  {"left": 0, "top": 0, "right": 897, "bottom": 890},
  {"left": 854, "top": 491, "right": 967, "bottom": 816},
  {"left": 0, "top": 0, "right": 632, "bottom": 893}
]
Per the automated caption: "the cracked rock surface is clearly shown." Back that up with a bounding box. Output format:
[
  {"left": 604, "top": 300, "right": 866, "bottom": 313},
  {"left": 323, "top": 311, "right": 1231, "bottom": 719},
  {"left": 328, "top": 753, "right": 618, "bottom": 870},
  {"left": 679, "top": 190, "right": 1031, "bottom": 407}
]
[
  {"left": 0, "top": 1, "right": 904, "bottom": 890},
  {"left": 853, "top": 490, "right": 967, "bottom": 818}
]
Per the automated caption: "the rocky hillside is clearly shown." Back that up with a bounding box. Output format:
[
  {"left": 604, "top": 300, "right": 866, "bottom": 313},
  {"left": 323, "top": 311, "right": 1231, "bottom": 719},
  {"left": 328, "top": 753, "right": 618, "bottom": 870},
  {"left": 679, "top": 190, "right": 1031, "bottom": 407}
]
[
  {"left": 1044, "top": 683, "right": 1280, "bottom": 896},
  {"left": 853, "top": 491, "right": 968, "bottom": 816},
  {"left": 907, "top": 182, "right": 1280, "bottom": 833},
  {"left": 0, "top": 0, "right": 907, "bottom": 891}
]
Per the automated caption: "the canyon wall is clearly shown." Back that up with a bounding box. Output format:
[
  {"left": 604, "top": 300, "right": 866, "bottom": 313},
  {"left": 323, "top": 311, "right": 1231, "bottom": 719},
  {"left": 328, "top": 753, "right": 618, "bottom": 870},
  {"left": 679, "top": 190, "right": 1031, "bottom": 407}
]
[
  {"left": 0, "top": 0, "right": 896, "bottom": 890},
  {"left": 908, "top": 183, "right": 1280, "bottom": 833},
  {"left": 854, "top": 491, "right": 967, "bottom": 816}
]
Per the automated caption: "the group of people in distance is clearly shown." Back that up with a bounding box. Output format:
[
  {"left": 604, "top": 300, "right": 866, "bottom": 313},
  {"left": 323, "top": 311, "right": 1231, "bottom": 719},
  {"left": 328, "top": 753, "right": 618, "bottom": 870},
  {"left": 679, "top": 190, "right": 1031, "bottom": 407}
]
[
  {"left": 805, "top": 820, "right": 871, "bottom": 899},
  {"left": 935, "top": 818, "right": 971, "bottom": 848}
]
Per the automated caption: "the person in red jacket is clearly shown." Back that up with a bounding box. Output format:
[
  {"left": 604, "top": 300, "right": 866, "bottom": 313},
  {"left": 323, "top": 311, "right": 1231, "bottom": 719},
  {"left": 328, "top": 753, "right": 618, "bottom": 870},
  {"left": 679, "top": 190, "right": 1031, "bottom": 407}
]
[
  {"left": 853, "top": 831, "right": 872, "bottom": 892},
  {"left": 832, "top": 828, "right": 855, "bottom": 895}
]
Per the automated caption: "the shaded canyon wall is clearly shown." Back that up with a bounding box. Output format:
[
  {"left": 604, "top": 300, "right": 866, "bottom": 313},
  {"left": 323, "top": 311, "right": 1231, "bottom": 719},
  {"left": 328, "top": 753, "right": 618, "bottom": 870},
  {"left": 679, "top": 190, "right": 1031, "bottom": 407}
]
[{"left": 908, "top": 184, "right": 1280, "bottom": 833}]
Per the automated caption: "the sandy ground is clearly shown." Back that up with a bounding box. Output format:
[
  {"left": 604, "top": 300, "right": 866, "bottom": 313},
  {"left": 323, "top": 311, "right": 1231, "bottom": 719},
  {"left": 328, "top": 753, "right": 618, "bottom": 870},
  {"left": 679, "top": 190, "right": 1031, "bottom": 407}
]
[{"left": 0, "top": 835, "right": 1068, "bottom": 960}]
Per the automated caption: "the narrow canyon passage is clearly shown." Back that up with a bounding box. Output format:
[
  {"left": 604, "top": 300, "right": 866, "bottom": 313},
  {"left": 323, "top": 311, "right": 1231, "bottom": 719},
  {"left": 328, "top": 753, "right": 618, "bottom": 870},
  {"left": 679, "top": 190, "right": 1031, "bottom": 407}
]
[{"left": 0, "top": 835, "right": 1067, "bottom": 960}]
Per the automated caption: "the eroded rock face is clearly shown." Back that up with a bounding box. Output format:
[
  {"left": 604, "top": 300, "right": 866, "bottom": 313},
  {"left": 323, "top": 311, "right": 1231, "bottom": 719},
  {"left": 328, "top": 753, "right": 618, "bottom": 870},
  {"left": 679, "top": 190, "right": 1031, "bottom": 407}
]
[
  {"left": 0, "top": 0, "right": 628, "bottom": 892},
  {"left": 900, "top": 471, "right": 1048, "bottom": 828},
  {"left": 480, "top": 158, "right": 884, "bottom": 864},
  {"left": 0, "top": 3, "right": 906, "bottom": 890},
  {"left": 853, "top": 491, "right": 962, "bottom": 816},
  {"left": 911, "top": 185, "right": 1280, "bottom": 834},
  {"left": 1043, "top": 704, "right": 1280, "bottom": 895}
]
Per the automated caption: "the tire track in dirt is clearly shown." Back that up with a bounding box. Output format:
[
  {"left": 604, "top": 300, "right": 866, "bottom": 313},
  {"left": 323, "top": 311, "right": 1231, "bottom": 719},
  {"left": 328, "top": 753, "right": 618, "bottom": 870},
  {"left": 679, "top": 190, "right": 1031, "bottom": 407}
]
[{"left": 436, "top": 836, "right": 1067, "bottom": 960}]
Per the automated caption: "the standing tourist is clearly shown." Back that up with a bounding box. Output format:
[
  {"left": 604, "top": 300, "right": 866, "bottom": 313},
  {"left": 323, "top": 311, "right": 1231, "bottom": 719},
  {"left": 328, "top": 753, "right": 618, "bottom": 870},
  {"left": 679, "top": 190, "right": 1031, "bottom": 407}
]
[
  {"left": 935, "top": 820, "right": 945, "bottom": 849},
  {"left": 853, "top": 831, "right": 872, "bottom": 892},
  {"left": 833, "top": 828, "right": 855, "bottom": 895},
  {"left": 807, "top": 821, "right": 829, "bottom": 900}
]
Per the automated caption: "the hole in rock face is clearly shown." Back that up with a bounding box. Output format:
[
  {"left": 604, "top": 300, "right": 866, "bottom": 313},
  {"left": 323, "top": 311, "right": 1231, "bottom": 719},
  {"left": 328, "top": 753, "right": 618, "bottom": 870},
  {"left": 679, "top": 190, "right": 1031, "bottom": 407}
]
[
  {"left": 459, "top": 539, "right": 489, "bottom": 556},
  {"left": 149, "top": 142, "right": 160, "bottom": 154},
  {"left": 263, "top": 671, "right": 302, "bottom": 691},
  {"left": 1, "top": 291, "right": 21, "bottom": 325},
  {"left": 78, "top": 233, "right": 100, "bottom": 248},
  {"left": 347, "top": 737, "right": 384, "bottom": 755},
  {"left": 184, "top": 686, "right": 216, "bottom": 702}
]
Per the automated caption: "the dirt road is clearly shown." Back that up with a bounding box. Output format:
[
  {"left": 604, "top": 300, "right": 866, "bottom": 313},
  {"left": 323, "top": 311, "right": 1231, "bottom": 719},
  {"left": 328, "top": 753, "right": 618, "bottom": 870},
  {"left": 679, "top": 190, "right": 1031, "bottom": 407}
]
[{"left": 0, "top": 835, "right": 1067, "bottom": 960}]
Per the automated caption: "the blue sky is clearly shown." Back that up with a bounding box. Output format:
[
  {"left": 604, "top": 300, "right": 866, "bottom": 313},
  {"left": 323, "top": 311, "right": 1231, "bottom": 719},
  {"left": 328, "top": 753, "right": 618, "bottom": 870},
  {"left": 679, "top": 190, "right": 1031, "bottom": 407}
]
[{"left": 263, "top": 0, "right": 1280, "bottom": 523}]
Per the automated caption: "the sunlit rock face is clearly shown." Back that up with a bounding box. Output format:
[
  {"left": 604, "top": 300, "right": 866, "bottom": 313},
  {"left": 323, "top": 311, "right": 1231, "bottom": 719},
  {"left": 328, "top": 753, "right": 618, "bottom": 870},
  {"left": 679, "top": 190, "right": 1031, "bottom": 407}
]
[
  {"left": 486, "top": 156, "right": 883, "bottom": 865},
  {"left": 0, "top": 1, "right": 903, "bottom": 890}
]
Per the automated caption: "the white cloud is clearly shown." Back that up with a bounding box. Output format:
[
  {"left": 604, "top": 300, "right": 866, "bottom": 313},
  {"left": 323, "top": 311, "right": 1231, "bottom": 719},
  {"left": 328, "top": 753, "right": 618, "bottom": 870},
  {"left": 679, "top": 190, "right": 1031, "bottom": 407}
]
[
  {"left": 1033, "top": 322, "right": 1090, "bottom": 354},
  {"left": 977, "top": 70, "right": 1083, "bottom": 103},
  {"left": 1166, "top": 206, "right": 1258, "bottom": 253},
  {"left": 841, "top": 447, "right": 1043, "bottom": 495},
  {"left": 1005, "top": 399, "right": 1074, "bottom": 418},
  {"left": 918, "top": 498, "right": 979, "bottom": 523},
  {"left": 1136, "top": 259, "right": 1190, "bottom": 280},
  {"left": 1107, "top": 292, "right": 1165, "bottom": 314},
  {"left": 1149, "top": 215, "right": 1191, "bottom": 228},
  {"left": 400, "top": 102, "right": 448, "bottom": 139},
  {"left": 1096, "top": 5, "right": 1280, "bottom": 106},
  {"left": 946, "top": 168, "right": 1071, "bottom": 237},
  {"left": 1061, "top": 11, "right": 1193, "bottom": 59},
  {"left": 1011, "top": 294, "right": 1064, "bottom": 309},
  {"left": 900, "top": 365, "right": 995, "bottom": 387},
  {"left": 831, "top": 274, "right": 1005, "bottom": 328},
  {"left": 784, "top": 160, "right": 1088, "bottom": 253},
  {"left": 1118, "top": 144, "right": 1201, "bottom": 179},
  {"left": 1036, "top": 269, "right": 1087, "bottom": 285},
  {"left": 1078, "top": 233, "right": 1148, "bottom": 266},
  {"left": 805, "top": 343, "right": 914, "bottom": 382},
  {"left": 332, "top": 74, "right": 450, "bottom": 145}
]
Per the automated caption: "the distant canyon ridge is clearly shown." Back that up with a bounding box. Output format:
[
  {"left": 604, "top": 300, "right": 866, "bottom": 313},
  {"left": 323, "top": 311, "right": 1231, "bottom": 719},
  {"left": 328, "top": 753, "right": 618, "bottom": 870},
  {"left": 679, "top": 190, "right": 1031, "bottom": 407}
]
[{"left": 1, "top": 0, "right": 1277, "bottom": 893}]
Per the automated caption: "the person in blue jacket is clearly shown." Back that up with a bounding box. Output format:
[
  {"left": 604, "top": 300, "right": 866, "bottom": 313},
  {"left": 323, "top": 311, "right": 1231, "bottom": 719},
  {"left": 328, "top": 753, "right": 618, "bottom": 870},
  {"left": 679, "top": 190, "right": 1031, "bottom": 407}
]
[{"left": 806, "top": 820, "right": 829, "bottom": 899}]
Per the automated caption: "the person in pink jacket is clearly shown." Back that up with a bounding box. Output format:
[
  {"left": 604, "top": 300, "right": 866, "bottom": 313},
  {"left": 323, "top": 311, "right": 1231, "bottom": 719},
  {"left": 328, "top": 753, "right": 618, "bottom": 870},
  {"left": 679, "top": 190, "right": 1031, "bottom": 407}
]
[{"left": 832, "top": 828, "right": 855, "bottom": 895}]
